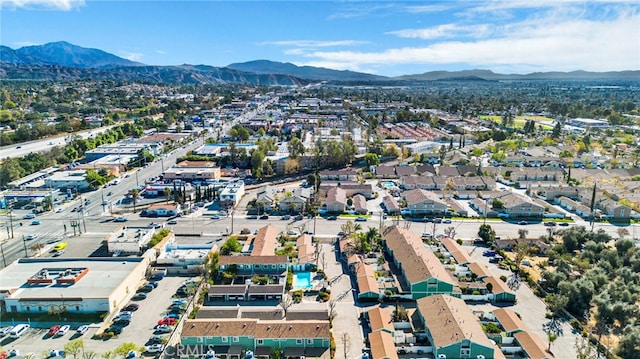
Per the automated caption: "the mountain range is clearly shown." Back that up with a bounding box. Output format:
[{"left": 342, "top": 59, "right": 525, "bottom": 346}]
[{"left": 1, "top": 41, "right": 638, "bottom": 84}]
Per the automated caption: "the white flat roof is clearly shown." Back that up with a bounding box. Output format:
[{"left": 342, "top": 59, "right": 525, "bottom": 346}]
[{"left": 0, "top": 258, "right": 143, "bottom": 299}]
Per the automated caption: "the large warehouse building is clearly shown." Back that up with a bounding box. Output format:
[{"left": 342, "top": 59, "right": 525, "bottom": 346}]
[{"left": 0, "top": 257, "right": 148, "bottom": 314}]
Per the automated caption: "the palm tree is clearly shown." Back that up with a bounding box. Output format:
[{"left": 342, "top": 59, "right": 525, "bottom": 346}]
[
  {"left": 131, "top": 188, "right": 140, "bottom": 213},
  {"left": 546, "top": 331, "right": 558, "bottom": 352}
]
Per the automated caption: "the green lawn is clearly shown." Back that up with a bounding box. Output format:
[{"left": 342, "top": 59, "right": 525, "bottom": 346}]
[{"left": 479, "top": 115, "right": 555, "bottom": 129}]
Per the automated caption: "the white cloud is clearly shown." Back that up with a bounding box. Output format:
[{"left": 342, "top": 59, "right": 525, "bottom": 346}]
[
  {"left": 119, "top": 51, "right": 143, "bottom": 62},
  {"left": 291, "top": 11, "right": 640, "bottom": 74},
  {"left": 262, "top": 40, "right": 368, "bottom": 48},
  {"left": 0, "top": 0, "right": 84, "bottom": 10},
  {"left": 404, "top": 4, "right": 450, "bottom": 13},
  {"left": 388, "top": 24, "right": 492, "bottom": 40},
  {"left": 155, "top": 50, "right": 166, "bottom": 55}
]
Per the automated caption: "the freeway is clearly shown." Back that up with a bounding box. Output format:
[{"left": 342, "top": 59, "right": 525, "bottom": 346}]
[{"left": 0, "top": 124, "right": 123, "bottom": 160}]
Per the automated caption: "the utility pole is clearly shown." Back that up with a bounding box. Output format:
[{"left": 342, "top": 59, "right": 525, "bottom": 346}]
[
  {"left": 1, "top": 241, "right": 6, "bottom": 267},
  {"left": 22, "top": 235, "right": 28, "bottom": 258},
  {"left": 8, "top": 203, "right": 14, "bottom": 239},
  {"left": 230, "top": 210, "right": 235, "bottom": 234}
]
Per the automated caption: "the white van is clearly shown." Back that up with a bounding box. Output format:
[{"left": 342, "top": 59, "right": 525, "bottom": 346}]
[{"left": 9, "top": 324, "right": 29, "bottom": 338}]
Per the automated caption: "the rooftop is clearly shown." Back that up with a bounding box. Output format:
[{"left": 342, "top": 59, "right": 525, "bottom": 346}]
[{"left": 0, "top": 258, "right": 144, "bottom": 300}]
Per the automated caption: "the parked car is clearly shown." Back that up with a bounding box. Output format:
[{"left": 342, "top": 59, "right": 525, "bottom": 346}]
[
  {"left": 147, "top": 335, "right": 166, "bottom": 344},
  {"left": 326, "top": 216, "right": 337, "bottom": 221},
  {"left": 123, "top": 304, "right": 139, "bottom": 311},
  {"left": 138, "top": 284, "right": 154, "bottom": 292},
  {"left": 421, "top": 232, "right": 432, "bottom": 239},
  {"left": 48, "top": 325, "right": 61, "bottom": 336},
  {"left": 55, "top": 325, "right": 70, "bottom": 336},
  {"left": 26, "top": 233, "right": 38, "bottom": 240},
  {"left": 518, "top": 220, "right": 529, "bottom": 225},
  {"left": 544, "top": 221, "right": 556, "bottom": 227},
  {"left": 172, "top": 299, "right": 187, "bottom": 306},
  {"left": 149, "top": 222, "right": 162, "bottom": 229},
  {"left": 281, "top": 215, "right": 291, "bottom": 220},
  {"left": 126, "top": 350, "right": 137, "bottom": 359},
  {"left": 53, "top": 250, "right": 65, "bottom": 257},
  {"left": 132, "top": 293, "right": 147, "bottom": 300},
  {"left": 150, "top": 273, "right": 165, "bottom": 281},
  {"left": 0, "top": 326, "right": 13, "bottom": 337},
  {"left": 49, "top": 350, "right": 65, "bottom": 358},
  {"left": 559, "top": 222, "right": 570, "bottom": 227},
  {"left": 355, "top": 216, "right": 367, "bottom": 222},
  {"left": 165, "top": 313, "right": 182, "bottom": 320},
  {"left": 259, "top": 214, "right": 269, "bottom": 220},
  {"left": 167, "top": 219, "right": 178, "bottom": 225},
  {"left": 211, "top": 215, "right": 220, "bottom": 220},
  {"left": 158, "top": 317, "right": 177, "bottom": 325},
  {"left": 76, "top": 325, "right": 89, "bottom": 334},
  {"left": 145, "top": 344, "right": 165, "bottom": 353},
  {"left": 55, "top": 208, "right": 63, "bottom": 213},
  {"left": 443, "top": 218, "right": 452, "bottom": 224},
  {"left": 31, "top": 220, "right": 41, "bottom": 225},
  {"left": 294, "top": 214, "right": 304, "bottom": 221},
  {"left": 247, "top": 215, "right": 258, "bottom": 219},
  {"left": 114, "top": 217, "right": 128, "bottom": 222},
  {"left": 105, "top": 326, "right": 123, "bottom": 335},
  {"left": 154, "top": 325, "right": 172, "bottom": 334},
  {"left": 483, "top": 250, "right": 497, "bottom": 257},
  {"left": 23, "top": 213, "right": 36, "bottom": 219}
]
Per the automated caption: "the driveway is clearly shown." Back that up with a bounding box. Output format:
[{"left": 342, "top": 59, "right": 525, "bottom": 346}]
[
  {"left": 320, "top": 243, "right": 366, "bottom": 359},
  {"left": 465, "top": 244, "right": 578, "bottom": 359}
]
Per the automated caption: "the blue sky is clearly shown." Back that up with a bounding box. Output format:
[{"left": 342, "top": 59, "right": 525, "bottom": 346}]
[{"left": 1, "top": 0, "right": 639, "bottom": 76}]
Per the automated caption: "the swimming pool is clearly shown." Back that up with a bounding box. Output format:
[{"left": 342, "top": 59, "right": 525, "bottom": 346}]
[
  {"left": 381, "top": 181, "right": 396, "bottom": 189},
  {"left": 293, "top": 272, "right": 312, "bottom": 290}
]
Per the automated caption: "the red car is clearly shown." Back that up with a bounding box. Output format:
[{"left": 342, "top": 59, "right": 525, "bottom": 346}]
[
  {"left": 157, "top": 317, "right": 176, "bottom": 326},
  {"left": 48, "top": 325, "right": 61, "bottom": 336}
]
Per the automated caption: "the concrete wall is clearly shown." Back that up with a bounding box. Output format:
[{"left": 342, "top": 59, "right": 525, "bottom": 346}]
[{"left": 107, "top": 258, "right": 149, "bottom": 314}]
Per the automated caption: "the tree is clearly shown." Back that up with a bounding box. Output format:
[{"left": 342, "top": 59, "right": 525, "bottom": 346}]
[
  {"left": 228, "top": 124, "right": 250, "bottom": 142},
  {"left": 64, "top": 339, "right": 85, "bottom": 359},
  {"left": 251, "top": 150, "right": 265, "bottom": 179},
  {"left": 363, "top": 153, "right": 380, "bottom": 168},
  {"left": 478, "top": 224, "right": 496, "bottom": 243},
  {"left": 341, "top": 332, "right": 351, "bottom": 359},
  {"left": 514, "top": 242, "right": 530, "bottom": 269},
  {"left": 163, "top": 187, "right": 172, "bottom": 203},
  {"left": 279, "top": 295, "right": 294, "bottom": 316},
  {"left": 546, "top": 331, "right": 558, "bottom": 352},
  {"left": 551, "top": 122, "right": 562, "bottom": 139},
  {"left": 517, "top": 229, "right": 528, "bottom": 240},
  {"left": 113, "top": 343, "right": 140, "bottom": 357},
  {"left": 616, "top": 325, "right": 640, "bottom": 359},
  {"left": 444, "top": 226, "right": 457, "bottom": 239},
  {"left": 131, "top": 188, "right": 140, "bottom": 213},
  {"left": 287, "top": 137, "right": 306, "bottom": 159},
  {"left": 221, "top": 236, "right": 242, "bottom": 255}
]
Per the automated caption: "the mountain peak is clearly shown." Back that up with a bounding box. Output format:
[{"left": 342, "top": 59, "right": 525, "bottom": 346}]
[{"left": 4, "top": 41, "right": 142, "bottom": 68}]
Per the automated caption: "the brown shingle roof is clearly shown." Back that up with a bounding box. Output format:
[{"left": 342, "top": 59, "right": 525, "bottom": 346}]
[
  {"left": 383, "top": 226, "right": 452, "bottom": 285},
  {"left": 440, "top": 237, "right": 473, "bottom": 264},
  {"left": 483, "top": 276, "right": 514, "bottom": 296},
  {"left": 368, "top": 331, "right": 399, "bottom": 359},
  {"left": 251, "top": 224, "right": 279, "bottom": 256},
  {"left": 417, "top": 294, "right": 493, "bottom": 349},
  {"left": 181, "top": 318, "right": 330, "bottom": 339},
  {"left": 367, "top": 307, "right": 394, "bottom": 333},
  {"left": 219, "top": 255, "right": 288, "bottom": 265},
  {"left": 467, "top": 262, "right": 493, "bottom": 279},
  {"left": 493, "top": 308, "right": 528, "bottom": 333},
  {"left": 355, "top": 261, "right": 380, "bottom": 295},
  {"left": 403, "top": 188, "right": 445, "bottom": 206},
  {"left": 326, "top": 186, "right": 347, "bottom": 204},
  {"left": 514, "top": 331, "right": 553, "bottom": 359}
]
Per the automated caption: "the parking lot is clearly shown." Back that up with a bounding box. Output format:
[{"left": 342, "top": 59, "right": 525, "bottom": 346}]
[{"left": 0, "top": 276, "right": 197, "bottom": 356}]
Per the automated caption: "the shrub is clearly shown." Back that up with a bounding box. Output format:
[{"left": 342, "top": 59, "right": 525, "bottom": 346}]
[
  {"left": 472, "top": 290, "right": 481, "bottom": 295},
  {"left": 456, "top": 239, "right": 463, "bottom": 245},
  {"left": 499, "top": 275, "right": 507, "bottom": 282}
]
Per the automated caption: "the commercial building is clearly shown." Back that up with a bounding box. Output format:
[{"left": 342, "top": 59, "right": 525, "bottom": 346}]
[
  {"left": 0, "top": 257, "right": 148, "bottom": 314},
  {"left": 107, "top": 226, "right": 158, "bottom": 254},
  {"left": 219, "top": 181, "right": 245, "bottom": 208},
  {"left": 44, "top": 170, "right": 90, "bottom": 191}
]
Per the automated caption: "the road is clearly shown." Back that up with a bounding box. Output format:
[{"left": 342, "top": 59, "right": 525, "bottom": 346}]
[
  {"left": 0, "top": 136, "right": 206, "bottom": 268},
  {"left": 0, "top": 124, "right": 124, "bottom": 160}
]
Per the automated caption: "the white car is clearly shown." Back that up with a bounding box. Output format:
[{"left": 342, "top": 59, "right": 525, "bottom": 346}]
[
  {"left": 145, "top": 344, "right": 164, "bottom": 353},
  {"left": 49, "top": 350, "right": 65, "bottom": 358},
  {"left": 55, "top": 208, "right": 63, "bottom": 213},
  {"left": 55, "top": 325, "right": 70, "bottom": 336},
  {"left": 26, "top": 233, "right": 39, "bottom": 240},
  {"left": 76, "top": 325, "right": 89, "bottom": 334}
]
